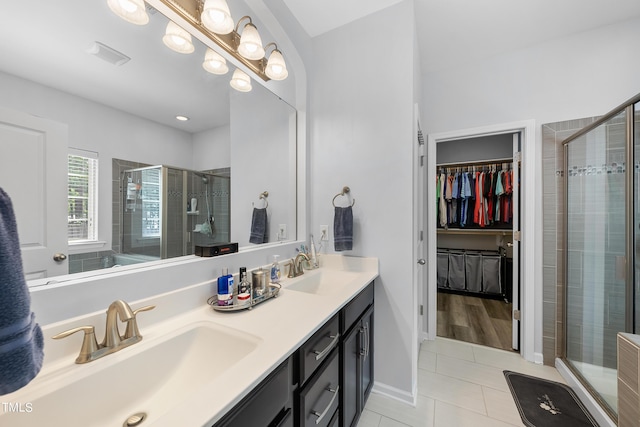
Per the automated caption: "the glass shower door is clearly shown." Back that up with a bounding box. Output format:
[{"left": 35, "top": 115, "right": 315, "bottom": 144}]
[{"left": 565, "top": 110, "right": 627, "bottom": 415}]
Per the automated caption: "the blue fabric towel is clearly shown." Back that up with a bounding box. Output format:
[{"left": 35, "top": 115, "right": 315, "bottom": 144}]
[
  {"left": 0, "top": 188, "right": 44, "bottom": 395},
  {"left": 249, "top": 207, "right": 268, "bottom": 244},
  {"left": 334, "top": 206, "right": 353, "bottom": 251}
]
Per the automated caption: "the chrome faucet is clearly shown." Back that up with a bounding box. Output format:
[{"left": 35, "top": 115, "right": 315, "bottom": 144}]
[
  {"left": 53, "top": 300, "right": 155, "bottom": 364},
  {"left": 288, "top": 252, "right": 310, "bottom": 278}
]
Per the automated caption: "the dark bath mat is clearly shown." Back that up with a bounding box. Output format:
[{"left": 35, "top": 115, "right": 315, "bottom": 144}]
[{"left": 503, "top": 370, "right": 599, "bottom": 427}]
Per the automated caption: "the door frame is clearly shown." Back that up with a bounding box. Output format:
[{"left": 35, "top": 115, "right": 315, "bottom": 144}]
[{"left": 423, "top": 119, "right": 540, "bottom": 364}]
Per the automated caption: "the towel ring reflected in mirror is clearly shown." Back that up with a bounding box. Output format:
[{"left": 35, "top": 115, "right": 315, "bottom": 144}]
[
  {"left": 253, "top": 191, "right": 269, "bottom": 209},
  {"left": 332, "top": 186, "right": 355, "bottom": 207}
]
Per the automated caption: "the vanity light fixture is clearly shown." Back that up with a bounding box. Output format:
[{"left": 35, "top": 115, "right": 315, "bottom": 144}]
[
  {"left": 202, "top": 48, "right": 228, "bottom": 75},
  {"left": 153, "top": 0, "right": 289, "bottom": 82},
  {"left": 163, "top": 20, "right": 195, "bottom": 54},
  {"left": 264, "top": 43, "right": 288, "bottom": 81},
  {"left": 230, "top": 69, "right": 251, "bottom": 92},
  {"left": 236, "top": 17, "right": 265, "bottom": 61},
  {"left": 201, "top": 0, "right": 234, "bottom": 35},
  {"left": 107, "top": 0, "right": 149, "bottom": 25}
]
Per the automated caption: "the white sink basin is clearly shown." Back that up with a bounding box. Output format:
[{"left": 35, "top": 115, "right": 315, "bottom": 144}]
[
  {"left": 0, "top": 322, "right": 261, "bottom": 427},
  {"left": 285, "top": 269, "right": 360, "bottom": 295}
]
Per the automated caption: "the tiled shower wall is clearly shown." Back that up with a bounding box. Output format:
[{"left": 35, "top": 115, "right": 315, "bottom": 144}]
[{"left": 541, "top": 116, "right": 599, "bottom": 365}]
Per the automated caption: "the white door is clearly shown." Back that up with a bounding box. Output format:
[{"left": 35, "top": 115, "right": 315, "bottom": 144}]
[
  {"left": 0, "top": 107, "right": 68, "bottom": 280},
  {"left": 511, "top": 134, "right": 521, "bottom": 350}
]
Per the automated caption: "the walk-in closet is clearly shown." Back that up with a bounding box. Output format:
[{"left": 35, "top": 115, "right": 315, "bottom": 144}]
[{"left": 436, "top": 133, "right": 520, "bottom": 352}]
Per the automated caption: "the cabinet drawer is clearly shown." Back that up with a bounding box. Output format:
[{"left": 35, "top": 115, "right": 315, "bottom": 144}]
[
  {"left": 342, "top": 281, "right": 374, "bottom": 334},
  {"left": 299, "top": 313, "right": 340, "bottom": 385},
  {"left": 298, "top": 349, "right": 339, "bottom": 427},
  {"left": 214, "top": 358, "right": 290, "bottom": 427}
]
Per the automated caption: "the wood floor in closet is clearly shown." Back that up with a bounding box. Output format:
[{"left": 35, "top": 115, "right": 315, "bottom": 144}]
[{"left": 436, "top": 291, "right": 514, "bottom": 352}]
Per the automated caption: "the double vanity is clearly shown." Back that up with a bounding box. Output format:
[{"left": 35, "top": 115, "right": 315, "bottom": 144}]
[{"left": 1, "top": 255, "right": 378, "bottom": 427}]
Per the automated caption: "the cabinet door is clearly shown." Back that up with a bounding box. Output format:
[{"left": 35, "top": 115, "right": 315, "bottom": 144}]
[
  {"left": 214, "top": 358, "right": 290, "bottom": 427},
  {"left": 342, "top": 324, "right": 361, "bottom": 427},
  {"left": 361, "top": 306, "right": 374, "bottom": 404}
]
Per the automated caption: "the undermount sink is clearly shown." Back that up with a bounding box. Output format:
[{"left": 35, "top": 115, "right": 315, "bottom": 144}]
[
  {"left": 285, "top": 269, "right": 360, "bottom": 295},
  {"left": 1, "top": 322, "right": 261, "bottom": 427}
]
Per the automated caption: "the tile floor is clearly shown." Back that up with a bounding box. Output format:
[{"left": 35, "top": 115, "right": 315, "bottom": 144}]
[{"left": 357, "top": 337, "right": 567, "bottom": 427}]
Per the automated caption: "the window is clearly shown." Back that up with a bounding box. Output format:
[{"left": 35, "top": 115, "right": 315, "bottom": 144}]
[
  {"left": 68, "top": 149, "right": 98, "bottom": 242},
  {"left": 140, "top": 168, "right": 161, "bottom": 238}
]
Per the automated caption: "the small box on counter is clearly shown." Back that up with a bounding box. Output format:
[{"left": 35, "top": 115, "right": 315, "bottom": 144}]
[{"left": 194, "top": 242, "right": 238, "bottom": 257}]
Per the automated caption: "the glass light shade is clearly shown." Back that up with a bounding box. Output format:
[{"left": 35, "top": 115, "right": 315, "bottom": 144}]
[
  {"left": 162, "top": 21, "right": 195, "bottom": 54},
  {"left": 238, "top": 23, "right": 265, "bottom": 60},
  {"left": 202, "top": 48, "right": 229, "bottom": 75},
  {"left": 201, "top": 0, "right": 234, "bottom": 35},
  {"left": 266, "top": 49, "right": 288, "bottom": 80},
  {"left": 230, "top": 69, "right": 252, "bottom": 92},
  {"left": 107, "top": 0, "right": 149, "bottom": 25}
]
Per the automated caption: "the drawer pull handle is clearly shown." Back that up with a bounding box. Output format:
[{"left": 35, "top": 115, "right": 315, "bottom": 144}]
[
  {"left": 311, "top": 385, "right": 339, "bottom": 425},
  {"left": 313, "top": 333, "right": 339, "bottom": 361}
]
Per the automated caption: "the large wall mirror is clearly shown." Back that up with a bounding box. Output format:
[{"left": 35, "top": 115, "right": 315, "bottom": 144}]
[{"left": 0, "top": 0, "right": 297, "bottom": 286}]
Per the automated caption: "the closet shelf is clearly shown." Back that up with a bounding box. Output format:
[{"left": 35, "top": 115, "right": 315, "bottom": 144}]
[{"left": 437, "top": 228, "right": 512, "bottom": 236}]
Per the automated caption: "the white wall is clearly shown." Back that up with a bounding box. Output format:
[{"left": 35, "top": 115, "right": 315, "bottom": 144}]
[
  {"left": 421, "top": 17, "right": 640, "bottom": 359},
  {"left": 230, "top": 85, "right": 297, "bottom": 248},
  {"left": 192, "top": 125, "right": 230, "bottom": 171},
  {"left": 310, "top": 1, "right": 417, "bottom": 401},
  {"left": 422, "top": 17, "right": 640, "bottom": 134}
]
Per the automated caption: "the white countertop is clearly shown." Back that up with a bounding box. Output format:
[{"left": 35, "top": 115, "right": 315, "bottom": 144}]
[{"left": 3, "top": 254, "right": 378, "bottom": 427}]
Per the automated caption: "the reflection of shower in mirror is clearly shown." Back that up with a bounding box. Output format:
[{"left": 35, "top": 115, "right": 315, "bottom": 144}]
[{"left": 118, "top": 164, "right": 230, "bottom": 264}]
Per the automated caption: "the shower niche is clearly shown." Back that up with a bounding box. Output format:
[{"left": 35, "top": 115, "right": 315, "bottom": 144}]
[{"left": 116, "top": 164, "right": 230, "bottom": 265}]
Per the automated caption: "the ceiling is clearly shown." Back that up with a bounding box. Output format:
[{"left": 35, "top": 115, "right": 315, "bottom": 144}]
[{"left": 282, "top": 0, "right": 640, "bottom": 73}]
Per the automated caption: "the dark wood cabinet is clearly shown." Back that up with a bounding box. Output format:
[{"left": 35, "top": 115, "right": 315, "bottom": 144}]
[
  {"left": 213, "top": 280, "right": 374, "bottom": 427},
  {"left": 340, "top": 282, "right": 374, "bottom": 427},
  {"left": 213, "top": 357, "right": 293, "bottom": 427}
]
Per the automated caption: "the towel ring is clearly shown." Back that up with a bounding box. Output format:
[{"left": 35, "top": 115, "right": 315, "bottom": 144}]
[
  {"left": 332, "top": 186, "right": 355, "bottom": 207},
  {"left": 253, "top": 191, "right": 268, "bottom": 209}
]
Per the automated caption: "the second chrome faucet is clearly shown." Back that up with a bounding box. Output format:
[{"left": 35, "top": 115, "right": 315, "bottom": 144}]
[{"left": 53, "top": 300, "right": 155, "bottom": 364}]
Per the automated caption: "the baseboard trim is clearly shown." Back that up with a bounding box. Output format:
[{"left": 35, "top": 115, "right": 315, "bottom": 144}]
[
  {"left": 370, "top": 381, "right": 416, "bottom": 406},
  {"left": 555, "top": 358, "right": 616, "bottom": 427}
]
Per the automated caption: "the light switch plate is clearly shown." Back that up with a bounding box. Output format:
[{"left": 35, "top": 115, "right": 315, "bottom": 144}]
[{"left": 279, "top": 224, "right": 287, "bottom": 240}]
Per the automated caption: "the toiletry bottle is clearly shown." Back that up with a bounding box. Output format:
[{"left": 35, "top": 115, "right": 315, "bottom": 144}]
[
  {"left": 217, "top": 267, "right": 231, "bottom": 306},
  {"left": 227, "top": 269, "right": 235, "bottom": 305},
  {"left": 310, "top": 234, "right": 318, "bottom": 268},
  {"left": 237, "top": 267, "right": 251, "bottom": 306},
  {"left": 270, "top": 255, "right": 281, "bottom": 283}
]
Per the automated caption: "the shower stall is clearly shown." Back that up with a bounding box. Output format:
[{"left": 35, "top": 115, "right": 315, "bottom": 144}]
[
  {"left": 118, "top": 165, "right": 230, "bottom": 264},
  {"left": 563, "top": 95, "right": 640, "bottom": 419}
]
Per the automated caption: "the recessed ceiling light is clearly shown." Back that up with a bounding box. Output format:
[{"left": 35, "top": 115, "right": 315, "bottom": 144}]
[{"left": 176, "top": 115, "right": 189, "bottom": 121}]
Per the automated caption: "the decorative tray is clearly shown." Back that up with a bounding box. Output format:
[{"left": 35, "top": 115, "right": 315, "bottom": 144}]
[{"left": 207, "top": 283, "right": 281, "bottom": 312}]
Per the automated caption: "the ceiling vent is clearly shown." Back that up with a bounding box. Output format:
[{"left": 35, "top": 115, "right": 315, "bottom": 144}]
[{"left": 86, "top": 42, "right": 131, "bottom": 66}]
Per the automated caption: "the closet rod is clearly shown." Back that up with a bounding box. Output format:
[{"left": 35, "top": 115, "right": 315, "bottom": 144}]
[{"left": 436, "top": 157, "right": 513, "bottom": 168}]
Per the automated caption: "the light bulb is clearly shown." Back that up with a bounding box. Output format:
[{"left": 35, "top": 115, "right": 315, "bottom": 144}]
[
  {"left": 230, "top": 69, "right": 252, "bottom": 92},
  {"left": 201, "top": 0, "right": 234, "bottom": 34},
  {"left": 266, "top": 49, "right": 288, "bottom": 80},
  {"left": 238, "top": 22, "right": 265, "bottom": 60},
  {"left": 203, "top": 48, "right": 229, "bottom": 75},
  {"left": 162, "top": 21, "right": 195, "bottom": 54},
  {"left": 107, "top": 0, "right": 149, "bottom": 25}
]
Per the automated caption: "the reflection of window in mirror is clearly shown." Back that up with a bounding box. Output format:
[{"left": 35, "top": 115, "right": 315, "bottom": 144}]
[
  {"left": 140, "top": 169, "right": 161, "bottom": 238},
  {"left": 67, "top": 149, "right": 98, "bottom": 244}
]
